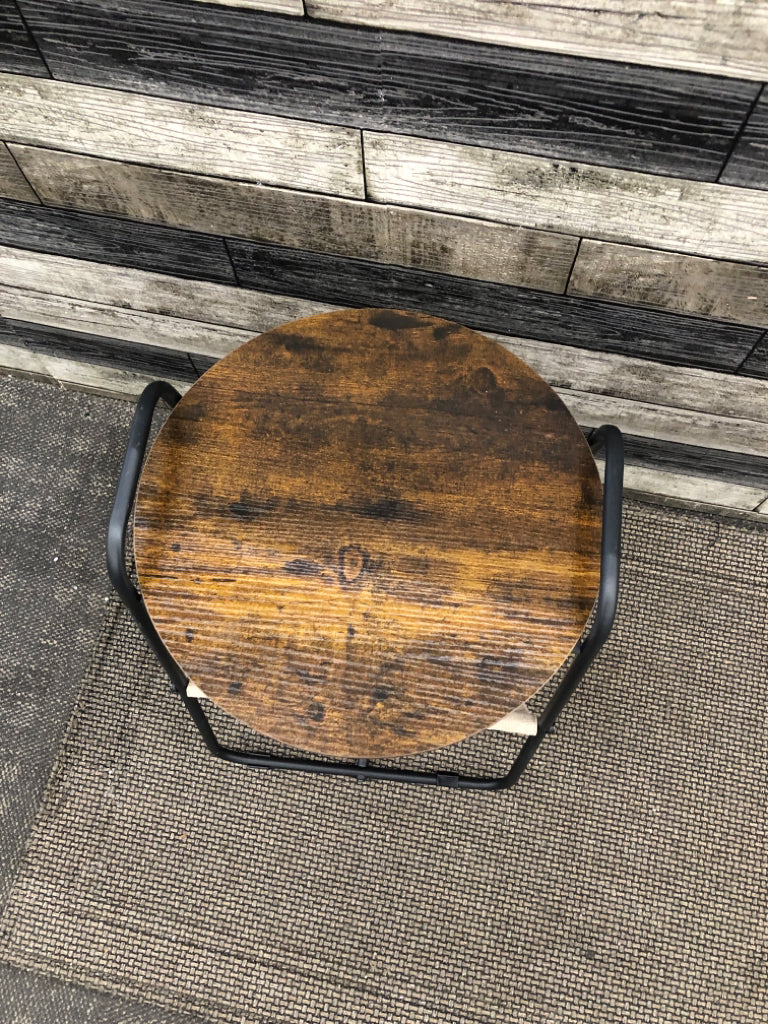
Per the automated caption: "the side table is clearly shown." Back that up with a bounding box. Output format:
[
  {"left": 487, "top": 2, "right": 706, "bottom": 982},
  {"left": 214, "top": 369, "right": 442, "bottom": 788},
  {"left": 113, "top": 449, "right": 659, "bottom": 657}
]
[{"left": 108, "top": 308, "right": 623, "bottom": 790}]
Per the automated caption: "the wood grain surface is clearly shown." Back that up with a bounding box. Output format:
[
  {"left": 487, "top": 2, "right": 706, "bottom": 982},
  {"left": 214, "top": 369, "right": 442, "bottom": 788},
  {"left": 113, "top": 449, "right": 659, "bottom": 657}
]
[
  {"left": 10, "top": 145, "right": 578, "bottom": 292},
  {"left": 0, "top": 144, "right": 38, "bottom": 204},
  {"left": 0, "top": 0, "right": 49, "bottom": 76},
  {"left": 133, "top": 308, "right": 602, "bottom": 758},
  {"left": 16, "top": 0, "right": 757, "bottom": 180},
  {"left": 306, "top": 0, "right": 768, "bottom": 81},
  {"left": 0, "top": 73, "right": 364, "bottom": 199},
  {"left": 228, "top": 238, "right": 761, "bottom": 371},
  {"left": 740, "top": 336, "right": 768, "bottom": 379},
  {"left": 0, "top": 197, "right": 235, "bottom": 283},
  {"left": 364, "top": 132, "right": 768, "bottom": 264},
  {"left": 569, "top": 241, "right": 768, "bottom": 328},
  {"left": 720, "top": 89, "right": 768, "bottom": 191}
]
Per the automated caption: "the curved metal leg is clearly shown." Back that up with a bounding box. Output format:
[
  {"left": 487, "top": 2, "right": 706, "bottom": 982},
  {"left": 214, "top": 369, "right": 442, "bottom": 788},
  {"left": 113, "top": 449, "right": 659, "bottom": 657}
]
[{"left": 108, "top": 386, "right": 624, "bottom": 792}]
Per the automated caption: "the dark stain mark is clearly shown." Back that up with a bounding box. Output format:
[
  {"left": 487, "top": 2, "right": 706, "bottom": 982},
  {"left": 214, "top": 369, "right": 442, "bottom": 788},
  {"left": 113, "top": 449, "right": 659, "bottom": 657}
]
[
  {"left": 227, "top": 680, "right": 243, "bottom": 696},
  {"left": 185, "top": 628, "right": 194, "bottom": 643},
  {"left": 284, "top": 558, "right": 324, "bottom": 577},
  {"left": 338, "top": 545, "right": 369, "bottom": 584},
  {"left": 347, "top": 625, "right": 356, "bottom": 638},
  {"left": 433, "top": 322, "right": 463, "bottom": 340},
  {"left": 171, "top": 543, "right": 181, "bottom": 552},
  {"left": 228, "top": 492, "right": 279, "bottom": 520},
  {"left": 282, "top": 333, "right": 322, "bottom": 354},
  {"left": 306, "top": 701, "right": 325, "bottom": 722},
  {"left": 369, "top": 310, "right": 425, "bottom": 330},
  {"left": 337, "top": 497, "right": 425, "bottom": 522},
  {"left": 471, "top": 366, "right": 498, "bottom": 394},
  {"left": 372, "top": 685, "right": 391, "bottom": 702}
]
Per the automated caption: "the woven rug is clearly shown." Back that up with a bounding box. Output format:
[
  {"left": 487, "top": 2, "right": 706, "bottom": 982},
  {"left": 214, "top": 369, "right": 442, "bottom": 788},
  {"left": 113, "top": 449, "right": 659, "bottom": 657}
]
[{"left": 0, "top": 500, "right": 766, "bottom": 1024}]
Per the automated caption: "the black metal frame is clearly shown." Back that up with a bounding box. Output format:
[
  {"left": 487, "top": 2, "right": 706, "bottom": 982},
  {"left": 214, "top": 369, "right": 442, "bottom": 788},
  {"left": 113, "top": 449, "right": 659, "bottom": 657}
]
[{"left": 108, "top": 380, "right": 623, "bottom": 791}]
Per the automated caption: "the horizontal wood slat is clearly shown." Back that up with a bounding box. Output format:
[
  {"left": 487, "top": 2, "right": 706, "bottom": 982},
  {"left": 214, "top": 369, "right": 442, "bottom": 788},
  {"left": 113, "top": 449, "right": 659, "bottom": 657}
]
[
  {"left": 0, "top": 74, "right": 364, "bottom": 199},
  {"left": 621, "top": 434, "right": 768, "bottom": 490},
  {"left": 0, "top": 145, "right": 38, "bottom": 204},
  {"left": 0, "top": 246, "right": 336, "bottom": 334},
  {"left": 569, "top": 241, "right": 768, "bottom": 328},
  {"left": 9, "top": 146, "right": 578, "bottom": 292},
  {"left": 0, "top": 317, "right": 199, "bottom": 381},
  {"left": 0, "top": 285, "right": 254, "bottom": 357},
  {"left": 619, "top": 465, "right": 766, "bottom": 511},
  {"left": 0, "top": 0, "right": 49, "bottom": 76},
  {"left": 0, "top": 198, "right": 236, "bottom": 283},
  {"left": 305, "top": 0, "right": 768, "bottom": 81},
  {"left": 740, "top": 336, "right": 768, "bottom": 379},
  {"left": 227, "top": 238, "right": 761, "bottom": 371},
  {"left": 364, "top": 133, "right": 768, "bottom": 265},
  {"left": 15, "top": 0, "right": 758, "bottom": 180},
  {"left": 189, "top": 0, "right": 303, "bottom": 12},
  {"left": 720, "top": 89, "right": 768, "bottom": 191}
]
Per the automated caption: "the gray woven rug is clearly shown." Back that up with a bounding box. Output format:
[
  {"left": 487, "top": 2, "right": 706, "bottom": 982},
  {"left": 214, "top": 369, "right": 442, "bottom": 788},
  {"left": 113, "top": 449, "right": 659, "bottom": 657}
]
[{"left": 0, "top": 500, "right": 766, "bottom": 1024}]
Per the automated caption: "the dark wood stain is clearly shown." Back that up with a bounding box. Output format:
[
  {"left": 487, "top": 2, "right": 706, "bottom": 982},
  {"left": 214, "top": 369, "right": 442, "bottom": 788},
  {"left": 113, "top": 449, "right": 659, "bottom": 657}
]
[
  {"left": 0, "top": 0, "right": 50, "bottom": 76},
  {"left": 738, "top": 333, "right": 768, "bottom": 380},
  {"left": 0, "top": 198, "right": 236, "bottom": 284},
  {"left": 0, "top": 317, "right": 199, "bottom": 380},
  {"left": 227, "top": 239, "right": 761, "bottom": 372},
  {"left": 721, "top": 91, "right": 768, "bottom": 191},
  {"left": 17, "top": 0, "right": 758, "bottom": 180},
  {"left": 134, "top": 308, "right": 602, "bottom": 758}
]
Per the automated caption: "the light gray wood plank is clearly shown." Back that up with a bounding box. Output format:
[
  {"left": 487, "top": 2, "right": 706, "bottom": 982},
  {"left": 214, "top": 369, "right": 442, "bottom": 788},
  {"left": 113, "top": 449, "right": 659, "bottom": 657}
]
[
  {"left": 364, "top": 132, "right": 768, "bottom": 265},
  {"left": 569, "top": 241, "right": 768, "bottom": 328},
  {"left": 9, "top": 145, "right": 577, "bottom": 291},
  {"left": 306, "top": 0, "right": 768, "bottom": 81},
  {"left": 0, "top": 143, "right": 38, "bottom": 204},
  {"left": 191, "top": 0, "right": 302, "bottom": 13},
  {"left": 0, "top": 342, "right": 191, "bottom": 398},
  {"left": 0, "top": 246, "right": 337, "bottom": 332},
  {"left": 0, "top": 286, "right": 255, "bottom": 357},
  {"left": 757, "top": 496, "right": 768, "bottom": 514},
  {"left": 494, "top": 334, "right": 768, "bottom": 425},
  {"left": 0, "top": 74, "right": 363, "bottom": 199},
  {"left": 620, "top": 465, "right": 767, "bottom": 511}
]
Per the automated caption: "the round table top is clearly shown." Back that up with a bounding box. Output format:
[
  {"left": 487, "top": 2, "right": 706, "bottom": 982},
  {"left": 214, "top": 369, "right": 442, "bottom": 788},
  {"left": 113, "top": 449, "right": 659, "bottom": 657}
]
[{"left": 134, "top": 308, "right": 602, "bottom": 758}]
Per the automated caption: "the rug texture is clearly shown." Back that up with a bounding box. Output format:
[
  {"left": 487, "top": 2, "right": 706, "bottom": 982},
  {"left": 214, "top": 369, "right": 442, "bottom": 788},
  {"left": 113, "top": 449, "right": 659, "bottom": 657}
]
[{"left": 0, "top": 500, "right": 765, "bottom": 1024}]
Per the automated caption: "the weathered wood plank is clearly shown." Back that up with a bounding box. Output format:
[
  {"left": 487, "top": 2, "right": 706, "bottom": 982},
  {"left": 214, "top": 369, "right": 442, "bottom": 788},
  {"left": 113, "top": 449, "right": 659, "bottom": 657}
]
[
  {"left": 364, "top": 132, "right": 768, "bottom": 265},
  {"left": 497, "top": 335, "right": 768, "bottom": 426},
  {"left": 306, "top": 0, "right": 768, "bottom": 81},
  {"left": 0, "top": 144, "right": 38, "bottom": 204},
  {"left": 0, "top": 340, "right": 191, "bottom": 397},
  {"left": 620, "top": 465, "right": 766, "bottom": 512},
  {"left": 569, "top": 240, "right": 768, "bottom": 328},
  {"left": 559, "top": 390, "right": 768, "bottom": 458},
  {"left": 228, "top": 238, "right": 761, "bottom": 371},
  {"left": 0, "top": 285, "right": 254, "bottom": 357},
  {"left": 0, "top": 246, "right": 337, "bottom": 333},
  {"left": 9, "top": 146, "right": 578, "bottom": 292},
  {"left": 0, "top": 73, "right": 364, "bottom": 198},
  {"left": 720, "top": 89, "right": 768, "bottom": 191},
  {"left": 739, "top": 335, "right": 768, "bottom": 379},
  {"left": 16, "top": 0, "right": 757, "bottom": 180},
  {"left": 0, "top": 317, "right": 198, "bottom": 380},
  {"left": 189, "top": 0, "right": 303, "bottom": 13},
  {"left": 0, "top": 0, "right": 49, "bottom": 75},
  {"left": 0, "top": 198, "right": 235, "bottom": 283},
  {"left": 620, "top": 434, "right": 768, "bottom": 490}
]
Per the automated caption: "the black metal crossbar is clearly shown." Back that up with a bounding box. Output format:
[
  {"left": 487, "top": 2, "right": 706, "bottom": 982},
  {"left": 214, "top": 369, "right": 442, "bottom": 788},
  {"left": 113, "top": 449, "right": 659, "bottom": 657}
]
[{"left": 108, "top": 381, "right": 623, "bottom": 791}]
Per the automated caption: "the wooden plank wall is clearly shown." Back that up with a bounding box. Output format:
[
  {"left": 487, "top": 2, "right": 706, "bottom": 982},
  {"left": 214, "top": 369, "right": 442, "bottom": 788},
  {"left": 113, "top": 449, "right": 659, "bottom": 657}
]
[{"left": 0, "top": 0, "right": 767, "bottom": 513}]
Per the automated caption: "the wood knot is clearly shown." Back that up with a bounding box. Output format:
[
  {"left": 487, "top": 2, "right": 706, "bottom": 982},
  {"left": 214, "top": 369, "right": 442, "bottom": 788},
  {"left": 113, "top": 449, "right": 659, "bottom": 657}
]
[
  {"left": 338, "top": 544, "right": 369, "bottom": 584},
  {"left": 471, "top": 366, "right": 498, "bottom": 394}
]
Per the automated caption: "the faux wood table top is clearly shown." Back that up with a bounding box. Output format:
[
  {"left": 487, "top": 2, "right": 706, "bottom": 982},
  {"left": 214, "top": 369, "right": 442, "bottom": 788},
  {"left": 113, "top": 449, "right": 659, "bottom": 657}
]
[{"left": 134, "top": 308, "right": 602, "bottom": 758}]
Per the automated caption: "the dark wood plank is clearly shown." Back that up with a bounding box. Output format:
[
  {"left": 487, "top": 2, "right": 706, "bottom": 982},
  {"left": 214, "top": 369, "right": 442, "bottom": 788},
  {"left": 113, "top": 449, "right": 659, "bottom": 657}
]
[
  {"left": 134, "top": 308, "right": 601, "bottom": 757},
  {"left": 0, "top": 317, "right": 198, "bottom": 380},
  {"left": 0, "top": 0, "right": 49, "bottom": 75},
  {"left": 0, "top": 198, "right": 236, "bottom": 284},
  {"left": 739, "top": 334, "right": 768, "bottom": 379},
  {"left": 227, "top": 239, "right": 762, "bottom": 372},
  {"left": 17, "top": 0, "right": 758, "bottom": 180},
  {"left": 621, "top": 434, "right": 768, "bottom": 489},
  {"left": 720, "top": 89, "right": 768, "bottom": 190}
]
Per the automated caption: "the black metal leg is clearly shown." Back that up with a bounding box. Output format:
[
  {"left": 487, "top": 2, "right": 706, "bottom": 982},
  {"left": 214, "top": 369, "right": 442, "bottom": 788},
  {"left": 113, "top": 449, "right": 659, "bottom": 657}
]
[{"left": 108, "top": 382, "right": 623, "bottom": 791}]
